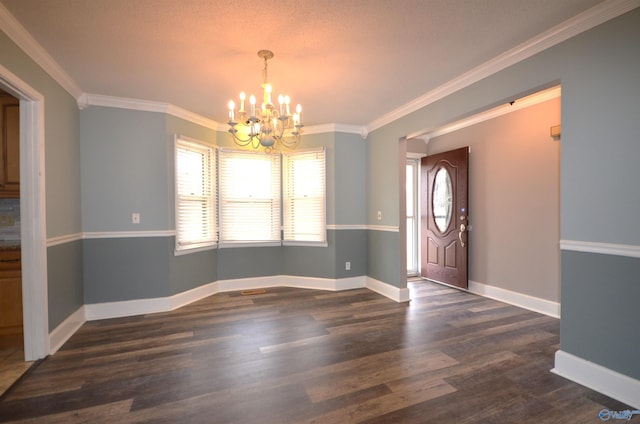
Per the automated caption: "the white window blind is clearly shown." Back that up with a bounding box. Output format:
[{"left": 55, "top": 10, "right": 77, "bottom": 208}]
[
  {"left": 175, "top": 136, "right": 217, "bottom": 251},
  {"left": 283, "top": 147, "right": 326, "bottom": 244},
  {"left": 219, "top": 149, "right": 281, "bottom": 245}
]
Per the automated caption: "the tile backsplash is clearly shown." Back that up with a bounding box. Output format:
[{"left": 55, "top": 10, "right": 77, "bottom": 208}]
[{"left": 0, "top": 199, "right": 20, "bottom": 243}]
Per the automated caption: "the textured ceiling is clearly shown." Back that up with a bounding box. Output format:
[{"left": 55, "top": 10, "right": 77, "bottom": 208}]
[{"left": 1, "top": 0, "right": 604, "bottom": 127}]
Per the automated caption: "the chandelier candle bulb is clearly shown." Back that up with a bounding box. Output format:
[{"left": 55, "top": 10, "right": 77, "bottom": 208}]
[
  {"left": 296, "top": 104, "right": 302, "bottom": 124},
  {"left": 228, "top": 100, "right": 235, "bottom": 121},
  {"left": 278, "top": 95, "right": 285, "bottom": 115},
  {"left": 285, "top": 95, "right": 291, "bottom": 116},
  {"left": 249, "top": 94, "right": 256, "bottom": 117},
  {"left": 264, "top": 84, "right": 272, "bottom": 105},
  {"left": 239, "top": 92, "right": 246, "bottom": 113}
]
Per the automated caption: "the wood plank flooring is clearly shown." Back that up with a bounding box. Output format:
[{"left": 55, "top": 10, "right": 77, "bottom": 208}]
[
  {"left": 0, "top": 281, "right": 634, "bottom": 423},
  {"left": 0, "top": 349, "right": 32, "bottom": 398}
]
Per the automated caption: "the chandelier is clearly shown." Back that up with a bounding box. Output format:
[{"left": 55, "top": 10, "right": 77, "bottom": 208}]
[{"left": 227, "top": 50, "right": 303, "bottom": 150}]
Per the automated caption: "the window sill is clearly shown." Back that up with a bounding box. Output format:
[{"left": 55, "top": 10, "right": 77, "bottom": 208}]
[
  {"left": 219, "top": 241, "right": 282, "bottom": 249},
  {"left": 283, "top": 241, "right": 328, "bottom": 247},
  {"left": 174, "top": 244, "right": 217, "bottom": 256}
]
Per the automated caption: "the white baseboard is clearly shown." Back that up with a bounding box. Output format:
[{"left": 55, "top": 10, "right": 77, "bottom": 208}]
[
  {"left": 468, "top": 280, "right": 560, "bottom": 318},
  {"left": 366, "top": 277, "right": 411, "bottom": 302},
  {"left": 552, "top": 350, "right": 640, "bottom": 409},
  {"left": 85, "top": 297, "right": 172, "bottom": 321},
  {"left": 84, "top": 275, "right": 379, "bottom": 322},
  {"left": 335, "top": 276, "right": 367, "bottom": 291},
  {"left": 49, "top": 306, "right": 86, "bottom": 354},
  {"left": 215, "top": 275, "right": 367, "bottom": 293},
  {"left": 171, "top": 281, "right": 221, "bottom": 310},
  {"left": 277, "top": 275, "right": 366, "bottom": 291}
]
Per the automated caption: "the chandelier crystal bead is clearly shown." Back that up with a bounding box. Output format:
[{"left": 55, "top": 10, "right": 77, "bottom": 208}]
[{"left": 226, "top": 50, "right": 303, "bottom": 151}]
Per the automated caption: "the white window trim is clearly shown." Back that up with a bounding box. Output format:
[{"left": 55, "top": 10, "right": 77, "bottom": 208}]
[
  {"left": 174, "top": 135, "right": 217, "bottom": 254},
  {"left": 218, "top": 148, "right": 282, "bottom": 247},
  {"left": 174, "top": 141, "right": 328, "bottom": 251},
  {"left": 282, "top": 147, "right": 327, "bottom": 246}
]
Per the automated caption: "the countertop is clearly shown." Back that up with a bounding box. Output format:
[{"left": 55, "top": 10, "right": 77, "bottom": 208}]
[{"left": 0, "top": 243, "right": 20, "bottom": 252}]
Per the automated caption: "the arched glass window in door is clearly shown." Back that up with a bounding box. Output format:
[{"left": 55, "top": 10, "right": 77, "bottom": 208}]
[{"left": 432, "top": 167, "right": 453, "bottom": 233}]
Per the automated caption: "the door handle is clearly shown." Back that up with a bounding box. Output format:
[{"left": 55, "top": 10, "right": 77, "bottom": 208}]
[{"left": 459, "top": 223, "right": 467, "bottom": 247}]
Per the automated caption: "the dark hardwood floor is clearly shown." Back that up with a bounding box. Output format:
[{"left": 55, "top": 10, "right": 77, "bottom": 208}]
[{"left": 0, "top": 281, "right": 634, "bottom": 423}]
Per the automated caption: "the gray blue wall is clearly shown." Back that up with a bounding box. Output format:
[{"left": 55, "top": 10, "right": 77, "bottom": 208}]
[
  {"left": 561, "top": 251, "right": 640, "bottom": 379},
  {"left": 368, "top": 8, "right": 640, "bottom": 379},
  {"left": 0, "top": 31, "right": 83, "bottom": 331},
  {"left": 80, "top": 107, "right": 368, "bottom": 303}
]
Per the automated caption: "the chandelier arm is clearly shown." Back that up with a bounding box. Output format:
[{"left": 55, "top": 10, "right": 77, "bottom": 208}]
[
  {"left": 229, "top": 131, "right": 261, "bottom": 149},
  {"left": 278, "top": 134, "right": 301, "bottom": 149},
  {"left": 226, "top": 49, "right": 302, "bottom": 151}
]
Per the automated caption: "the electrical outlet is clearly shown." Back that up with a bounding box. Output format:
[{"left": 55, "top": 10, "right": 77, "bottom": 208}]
[
  {"left": 377, "top": 211, "right": 382, "bottom": 220},
  {"left": 132, "top": 212, "right": 140, "bottom": 224},
  {"left": 345, "top": 261, "right": 351, "bottom": 270}
]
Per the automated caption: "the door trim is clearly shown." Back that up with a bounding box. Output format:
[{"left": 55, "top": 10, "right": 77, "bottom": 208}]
[{"left": 0, "top": 64, "right": 49, "bottom": 360}]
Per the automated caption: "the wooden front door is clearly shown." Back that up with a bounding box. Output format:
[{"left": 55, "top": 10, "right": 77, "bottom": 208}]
[{"left": 421, "top": 147, "right": 469, "bottom": 289}]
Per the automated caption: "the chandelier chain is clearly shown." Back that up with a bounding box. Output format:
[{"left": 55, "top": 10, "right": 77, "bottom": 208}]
[{"left": 262, "top": 55, "right": 269, "bottom": 86}]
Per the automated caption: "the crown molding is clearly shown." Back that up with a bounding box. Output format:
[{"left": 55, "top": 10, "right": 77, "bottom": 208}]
[
  {"left": 366, "top": 0, "right": 640, "bottom": 134},
  {"left": 0, "top": 2, "right": 83, "bottom": 99},
  {"left": 78, "top": 93, "right": 227, "bottom": 131},
  {"left": 406, "top": 85, "right": 561, "bottom": 141},
  {"left": 80, "top": 93, "right": 365, "bottom": 136},
  {"left": 166, "top": 104, "right": 225, "bottom": 131},
  {"left": 78, "top": 93, "right": 167, "bottom": 112},
  {"left": 304, "top": 123, "right": 368, "bottom": 138}
]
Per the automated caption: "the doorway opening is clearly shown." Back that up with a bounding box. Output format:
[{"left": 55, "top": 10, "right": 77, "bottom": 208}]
[
  {"left": 0, "top": 65, "right": 49, "bottom": 364},
  {"left": 404, "top": 85, "right": 561, "bottom": 315},
  {"left": 0, "top": 88, "right": 23, "bottom": 349}
]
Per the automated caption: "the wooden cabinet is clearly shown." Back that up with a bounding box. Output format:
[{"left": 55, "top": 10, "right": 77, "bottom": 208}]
[
  {"left": 0, "top": 249, "right": 22, "bottom": 348},
  {"left": 0, "top": 93, "right": 20, "bottom": 198}
]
